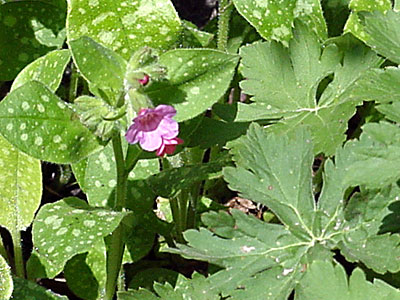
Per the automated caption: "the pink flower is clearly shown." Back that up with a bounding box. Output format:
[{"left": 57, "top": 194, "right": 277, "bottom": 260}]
[
  {"left": 138, "top": 74, "right": 149, "bottom": 86},
  {"left": 125, "top": 105, "right": 183, "bottom": 156}
]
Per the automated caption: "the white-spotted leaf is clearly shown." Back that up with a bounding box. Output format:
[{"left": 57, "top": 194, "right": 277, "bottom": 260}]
[
  {"left": 0, "top": 81, "right": 102, "bottom": 164},
  {"left": 0, "top": 254, "right": 13, "bottom": 300},
  {"left": 11, "top": 50, "right": 71, "bottom": 93},
  {"left": 146, "top": 49, "right": 239, "bottom": 122},
  {"left": 12, "top": 277, "right": 68, "bottom": 300},
  {"left": 31, "top": 197, "right": 129, "bottom": 278},
  {"left": 67, "top": 0, "right": 181, "bottom": 59},
  {"left": 0, "top": 135, "right": 41, "bottom": 232}
]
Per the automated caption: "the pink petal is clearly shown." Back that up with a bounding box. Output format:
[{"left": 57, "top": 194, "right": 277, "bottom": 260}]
[
  {"left": 156, "top": 118, "right": 179, "bottom": 139},
  {"left": 125, "top": 124, "right": 140, "bottom": 144},
  {"left": 154, "top": 105, "right": 176, "bottom": 118},
  {"left": 139, "top": 131, "right": 163, "bottom": 151}
]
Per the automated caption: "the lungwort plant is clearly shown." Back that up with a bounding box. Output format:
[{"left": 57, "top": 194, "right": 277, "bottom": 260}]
[{"left": 2, "top": 0, "right": 400, "bottom": 299}]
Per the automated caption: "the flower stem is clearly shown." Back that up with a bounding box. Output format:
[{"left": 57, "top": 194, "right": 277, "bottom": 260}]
[
  {"left": 11, "top": 229, "right": 25, "bottom": 278},
  {"left": 68, "top": 63, "right": 79, "bottom": 102},
  {"left": 105, "top": 134, "right": 128, "bottom": 300},
  {"left": 217, "top": 0, "right": 233, "bottom": 51}
]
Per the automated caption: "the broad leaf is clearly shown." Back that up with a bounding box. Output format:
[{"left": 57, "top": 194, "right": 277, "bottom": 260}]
[
  {"left": 344, "top": 0, "right": 391, "bottom": 43},
  {"left": 67, "top": 0, "right": 181, "bottom": 59},
  {"left": 0, "top": 81, "right": 101, "bottom": 164},
  {"left": 0, "top": 255, "right": 12, "bottom": 300},
  {"left": 0, "top": 1, "right": 66, "bottom": 80},
  {"left": 30, "top": 197, "right": 128, "bottom": 278},
  {"left": 232, "top": 0, "right": 327, "bottom": 45},
  {"left": 0, "top": 135, "right": 41, "bottom": 232},
  {"left": 11, "top": 49, "right": 70, "bottom": 92},
  {"left": 237, "top": 22, "right": 383, "bottom": 155},
  {"left": 295, "top": 261, "right": 400, "bottom": 300},
  {"left": 12, "top": 276, "right": 68, "bottom": 300},
  {"left": 118, "top": 273, "right": 219, "bottom": 300},
  {"left": 69, "top": 37, "right": 127, "bottom": 104},
  {"left": 147, "top": 49, "right": 239, "bottom": 122}
]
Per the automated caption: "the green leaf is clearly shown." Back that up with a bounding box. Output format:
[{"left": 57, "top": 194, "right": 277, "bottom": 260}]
[
  {"left": 224, "top": 124, "right": 315, "bottom": 238},
  {"left": 232, "top": 0, "right": 327, "bottom": 46},
  {"left": 338, "top": 185, "right": 400, "bottom": 274},
  {"left": 12, "top": 276, "right": 68, "bottom": 300},
  {"left": 147, "top": 49, "right": 239, "bottom": 122},
  {"left": 67, "top": 0, "right": 181, "bottom": 59},
  {"left": 30, "top": 197, "right": 128, "bottom": 278},
  {"left": 0, "top": 255, "right": 12, "bottom": 300},
  {"left": 0, "top": 1, "right": 66, "bottom": 80},
  {"left": 180, "top": 20, "right": 214, "bottom": 48},
  {"left": 0, "top": 81, "right": 101, "bottom": 164},
  {"left": 119, "top": 273, "right": 219, "bottom": 300},
  {"left": 344, "top": 0, "right": 392, "bottom": 47},
  {"left": 237, "top": 22, "right": 383, "bottom": 155},
  {"left": 69, "top": 37, "right": 127, "bottom": 104},
  {"left": 0, "top": 135, "right": 41, "bottom": 232},
  {"left": 128, "top": 268, "right": 179, "bottom": 291},
  {"left": 11, "top": 50, "right": 71, "bottom": 92},
  {"left": 295, "top": 261, "right": 400, "bottom": 300}
]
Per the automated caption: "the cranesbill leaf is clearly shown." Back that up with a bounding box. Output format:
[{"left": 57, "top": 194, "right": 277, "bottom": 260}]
[
  {"left": 118, "top": 273, "right": 220, "bottom": 300},
  {"left": 344, "top": 0, "right": 391, "bottom": 43},
  {"left": 224, "top": 124, "right": 315, "bottom": 238},
  {"left": 69, "top": 37, "right": 127, "bottom": 104},
  {"left": 238, "top": 21, "right": 383, "bottom": 155},
  {"left": 0, "top": 81, "right": 101, "bottom": 164},
  {"left": 147, "top": 49, "right": 239, "bottom": 122},
  {"left": 0, "top": 1, "right": 66, "bottom": 80},
  {"left": 31, "top": 197, "right": 129, "bottom": 278},
  {"left": 67, "top": 0, "right": 181, "bottom": 59},
  {"left": 11, "top": 50, "right": 71, "bottom": 92},
  {"left": 0, "top": 255, "right": 12, "bottom": 300},
  {"left": 232, "top": 0, "right": 327, "bottom": 45},
  {"left": 295, "top": 261, "right": 400, "bottom": 300},
  {"left": 0, "top": 135, "right": 41, "bottom": 232}
]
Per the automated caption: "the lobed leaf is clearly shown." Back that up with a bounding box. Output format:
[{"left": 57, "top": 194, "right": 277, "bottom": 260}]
[
  {"left": 146, "top": 49, "right": 239, "bottom": 122},
  {"left": 295, "top": 261, "right": 400, "bottom": 300},
  {"left": 237, "top": 21, "right": 383, "bottom": 155},
  {"left": 0, "top": 135, "right": 42, "bottom": 232},
  {"left": 30, "top": 197, "right": 128, "bottom": 278},
  {"left": 0, "top": 81, "right": 102, "bottom": 164},
  {"left": 67, "top": 0, "right": 181, "bottom": 59}
]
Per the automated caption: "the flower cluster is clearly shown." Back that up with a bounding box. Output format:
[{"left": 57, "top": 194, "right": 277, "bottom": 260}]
[{"left": 125, "top": 105, "right": 183, "bottom": 156}]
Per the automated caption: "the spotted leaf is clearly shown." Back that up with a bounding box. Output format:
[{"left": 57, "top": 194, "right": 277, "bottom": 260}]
[
  {"left": 0, "top": 81, "right": 102, "bottom": 164},
  {"left": 0, "top": 254, "right": 13, "bottom": 300},
  {"left": 12, "top": 277, "right": 68, "bottom": 300},
  {"left": 30, "top": 197, "right": 129, "bottom": 278},
  {"left": 146, "top": 49, "right": 239, "bottom": 122},
  {"left": 11, "top": 49, "right": 71, "bottom": 92},
  {"left": 0, "top": 135, "right": 42, "bottom": 232},
  {"left": 67, "top": 0, "right": 181, "bottom": 59},
  {"left": 0, "top": 1, "right": 66, "bottom": 80}
]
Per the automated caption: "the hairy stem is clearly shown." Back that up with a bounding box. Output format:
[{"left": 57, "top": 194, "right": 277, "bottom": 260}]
[
  {"left": 105, "top": 134, "right": 128, "bottom": 300},
  {"left": 11, "top": 230, "right": 25, "bottom": 278},
  {"left": 217, "top": 0, "right": 233, "bottom": 51}
]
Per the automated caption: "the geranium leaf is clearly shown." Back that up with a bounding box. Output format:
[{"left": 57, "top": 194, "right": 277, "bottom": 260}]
[
  {"left": 67, "top": 0, "right": 181, "bottom": 59},
  {"left": 0, "top": 81, "right": 101, "bottom": 164},
  {"left": 295, "top": 261, "right": 400, "bottom": 300},
  {"left": 0, "top": 255, "right": 13, "bottom": 300},
  {"left": 147, "top": 49, "right": 239, "bottom": 122},
  {"left": 237, "top": 21, "right": 383, "bottom": 155},
  {"left": 30, "top": 197, "right": 128, "bottom": 278},
  {"left": 232, "top": 0, "right": 327, "bottom": 45},
  {"left": 0, "top": 135, "right": 41, "bottom": 232},
  {"left": 11, "top": 49, "right": 71, "bottom": 92},
  {"left": 0, "top": 1, "right": 66, "bottom": 80}
]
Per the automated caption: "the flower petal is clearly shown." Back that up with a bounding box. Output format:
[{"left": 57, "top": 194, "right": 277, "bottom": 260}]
[
  {"left": 154, "top": 104, "right": 176, "bottom": 118},
  {"left": 156, "top": 118, "right": 179, "bottom": 139},
  {"left": 139, "top": 131, "right": 163, "bottom": 151}
]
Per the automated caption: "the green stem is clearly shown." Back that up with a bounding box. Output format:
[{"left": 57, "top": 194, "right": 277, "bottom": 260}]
[
  {"left": 105, "top": 134, "right": 128, "bottom": 300},
  {"left": 11, "top": 230, "right": 25, "bottom": 278},
  {"left": 68, "top": 63, "right": 79, "bottom": 102},
  {"left": 217, "top": 0, "right": 233, "bottom": 51},
  {"left": 125, "top": 145, "right": 142, "bottom": 174},
  {"left": 169, "top": 197, "right": 184, "bottom": 243}
]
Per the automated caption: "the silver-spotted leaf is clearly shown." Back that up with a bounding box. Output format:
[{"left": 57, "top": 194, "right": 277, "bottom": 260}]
[
  {"left": 0, "top": 255, "right": 13, "bottom": 300},
  {"left": 0, "top": 135, "right": 42, "bottom": 232},
  {"left": 147, "top": 49, "right": 239, "bottom": 122},
  {"left": 11, "top": 50, "right": 70, "bottom": 92},
  {"left": 31, "top": 197, "right": 128, "bottom": 278},
  {"left": 0, "top": 81, "right": 101, "bottom": 164},
  {"left": 67, "top": 0, "right": 181, "bottom": 59}
]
